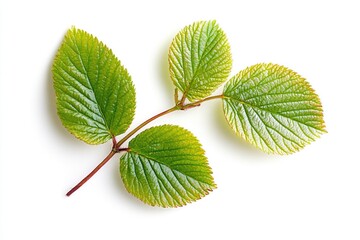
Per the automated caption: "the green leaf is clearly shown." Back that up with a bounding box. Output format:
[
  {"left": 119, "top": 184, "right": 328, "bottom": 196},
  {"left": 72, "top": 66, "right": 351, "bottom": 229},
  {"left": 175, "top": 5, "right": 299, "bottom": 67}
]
[
  {"left": 120, "top": 125, "right": 216, "bottom": 207},
  {"left": 223, "top": 63, "right": 326, "bottom": 154},
  {"left": 168, "top": 20, "right": 232, "bottom": 102},
  {"left": 52, "top": 27, "right": 136, "bottom": 144}
]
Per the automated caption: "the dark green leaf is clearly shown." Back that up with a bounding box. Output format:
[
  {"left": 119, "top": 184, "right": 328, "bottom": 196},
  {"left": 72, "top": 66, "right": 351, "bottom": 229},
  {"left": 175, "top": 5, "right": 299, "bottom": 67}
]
[{"left": 52, "top": 27, "right": 136, "bottom": 144}]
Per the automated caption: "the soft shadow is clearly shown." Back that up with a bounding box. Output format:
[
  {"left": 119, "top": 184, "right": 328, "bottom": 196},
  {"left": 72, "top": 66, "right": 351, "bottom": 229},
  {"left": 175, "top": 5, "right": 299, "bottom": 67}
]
[
  {"left": 155, "top": 36, "right": 267, "bottom": 161},
  {"left": 156, "top": 38, "right": 175, "bottom": 101},
  {"left": 45, "top": 37, "right": 169, "bottom": 209},
  {"left": 44, "top": 37, "right": 83, "bottom": 147}
]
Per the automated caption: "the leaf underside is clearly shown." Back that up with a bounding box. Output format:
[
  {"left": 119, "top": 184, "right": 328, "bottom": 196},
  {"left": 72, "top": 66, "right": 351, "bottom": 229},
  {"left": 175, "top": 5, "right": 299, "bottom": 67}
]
[
  {"left": 168, "top": 20, "right": 232, "bottom": 102},
  {"left": 52, "top": 27, "right": 136, "bottom": 144},
  {"left": 223, "top": 63, "right": 326, "bottom": 154},
  {"left": 120, "top": 125, "right": 216, "bottom": 207}
]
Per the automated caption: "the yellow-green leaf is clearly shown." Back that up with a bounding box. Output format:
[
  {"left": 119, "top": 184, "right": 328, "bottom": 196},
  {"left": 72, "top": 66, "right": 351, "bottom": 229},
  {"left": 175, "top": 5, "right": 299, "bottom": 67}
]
[
  {"left": 223, "top": 63, "right": 326, "bottom": 154},
  {"left": 52, "top": 27, "right": 136, "bottom": 144},
  {"left": 168, "top": 20, "right": 232, "bottom": 102},
  {"left": 120, "top": 125, "right": 216, "bottom": 207}
]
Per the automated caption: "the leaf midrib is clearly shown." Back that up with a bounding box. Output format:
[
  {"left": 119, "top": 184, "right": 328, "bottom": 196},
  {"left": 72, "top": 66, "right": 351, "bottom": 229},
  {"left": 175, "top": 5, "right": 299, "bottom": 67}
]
[
  {"left": 181, "top": 23, "right": 221, "bottom": 99},
  {"left": 128, "top": 150, "right": 213, "bottom": 187},
  {"left": 71, "top": 34, "right": 111, "bottom": 135},
  {"left": 223, "top": 96, "right": 324, "bottom": 132}
]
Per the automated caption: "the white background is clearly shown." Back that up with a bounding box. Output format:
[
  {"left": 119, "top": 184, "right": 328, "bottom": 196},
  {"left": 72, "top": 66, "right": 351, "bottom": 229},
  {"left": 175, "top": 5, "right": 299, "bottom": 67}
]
[{"left": 1, "top": 0, "right": 359, "bottom": 239}]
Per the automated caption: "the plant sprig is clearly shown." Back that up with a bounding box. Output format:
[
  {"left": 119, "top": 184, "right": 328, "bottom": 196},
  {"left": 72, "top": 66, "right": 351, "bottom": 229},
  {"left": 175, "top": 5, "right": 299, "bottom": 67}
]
[{"left": 52, "top": 20, "right": 326, "bottom": 207}]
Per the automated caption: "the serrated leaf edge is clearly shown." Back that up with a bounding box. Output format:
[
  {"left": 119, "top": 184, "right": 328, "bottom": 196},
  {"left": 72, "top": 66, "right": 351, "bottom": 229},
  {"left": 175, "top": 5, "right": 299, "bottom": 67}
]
[
  {"left": 168, "top": 20, "right": 232, "bottom": 102},
  {"left": 222, "top": 63, "right": 326, "bottom": 155},
  {"left": 120, "top": 124, "right": 216, "bottom": 207},
  {"left": 52, "top": 27, "right": 136, "bottom": 144}
]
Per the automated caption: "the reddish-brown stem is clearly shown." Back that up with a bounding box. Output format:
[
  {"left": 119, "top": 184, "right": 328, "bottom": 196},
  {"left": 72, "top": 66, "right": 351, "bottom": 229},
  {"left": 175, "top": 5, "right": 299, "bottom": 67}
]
[
  {"left": 179, "top": 93, "right": 187, "bottom": 106},
  {"left": 117, "top": 147, "right": 130, "bottom": 152},
  {"left": 115, "top": 106, "right": 178, "bottom": 148},
  {"left": 66, "top": 151, "right": 116, "bottom": 196},
  {"left": 66, "top": 94, "right": 224, "bottom": 196},
  {"left": 65, "top": 108, "right": 177, "bottom": 197},
  {"left": 188, "top": 94, "right": 224, "bottom": 107},
  {"left": 112, "top": 135, "right": 117, "bottom": 147}
]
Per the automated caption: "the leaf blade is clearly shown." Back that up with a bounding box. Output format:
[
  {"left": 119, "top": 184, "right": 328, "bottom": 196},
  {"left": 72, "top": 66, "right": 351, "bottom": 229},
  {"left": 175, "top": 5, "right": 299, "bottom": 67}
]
[
  {"left": 120, "top": 125, "right": 216, "bottom": 207},
  {"left": 223, "top": 63, "right": 326, "bottom": 154},
  {"left": 168, "top": 20, "right": 232, "bottom": 102},
  {"left": 52, "top": 27, "right": 136, "bottom": 144}
]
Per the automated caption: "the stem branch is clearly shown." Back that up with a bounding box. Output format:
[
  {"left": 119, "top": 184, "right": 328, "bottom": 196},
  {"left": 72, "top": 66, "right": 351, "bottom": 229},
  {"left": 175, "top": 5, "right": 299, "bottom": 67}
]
[
  {"left": 66, "top": 94, "right": 223, "bottom": 196},
  {"left": 184, "top": 94, "right": 224, "bottom": 108},
  {"left": 115, "top": 106, "right": 178, "bottom": 148}
]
